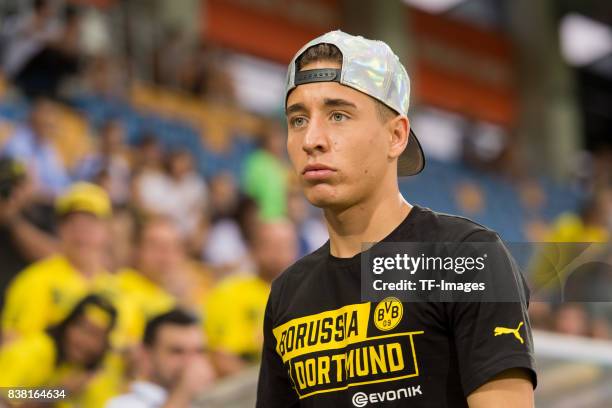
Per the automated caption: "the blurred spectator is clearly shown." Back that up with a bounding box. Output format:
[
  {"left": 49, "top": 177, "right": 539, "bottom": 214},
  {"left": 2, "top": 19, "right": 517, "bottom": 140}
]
[
  {"left": 563, "top": 247, "right": 612, "bottom": 304},
  {"left": 0, "top": 294, "right": 122, "bottom": 408},
  {"left": 106, "top": 309, "right": 216, "bottom": 408},
  {"left": 1, "top": 98, "right": 70, "bottom": 197},
  {"left": 152, "top": 28, "right": 191, "bottom": 89},
  {"left": 74, "top": 119, "right": 132, "bottom": 206},
  {"left": 1, "top": 182, "right": 112, "bottom": 341},
  {"left": 177, "top": 42, "right": 236, "bottom": 105},
  {"left": 107, "top": 206, "right": 136, "bottom": 272},
  {"left": 205, "top": 219, "right": 298, "bottom": 376},
  {"left": 553, "top": 303, "right": 592, "bottom": 337},
  {"left": 243, "top": 121, "right": 290, "bottom": 220},
  {"left": 117, "top": 217, "right": 212, "bottom": 316},
  {"left": 529, "top": 189, "right": 612, "bottom": 296},
  {"left": 0, "top": 156, "right": 56, "bottom": 274},
  {"left": 167, "top": 150, "right": 207, "bottom": 233},
  {"left": 140, "top": 149, "right": 207, "bottom": 236},
  {"left": 202, "top": 194, "right": 257, "bottom": 276},
  {"left": 188, "top": 172, "right": 240, "bottom": 260},
  {"left": 132, "top": 134, "right": 166, "bottom": 213},
  {"left": 200, "top": 50, "right": 236, "bottom": 106},
  {"left": 13, "top": 4, "right": 83, "bottom": 99},
  {"left": 132, "top": 133, "right": 164, "bottom": 172},
  {"left": 547, "top": 189, "right": 611, "bottom": 243},
  {"left": 83, "top": 54, "right": 130, "bottom": 98},
  {"left": 550, "top": 302, "right": 612, "bottom": 341},
  {"left": 113, "top": 218, "right": 177, "bottom": 336},
  {"left": 78, "top": 6, "right": 112, "bottom": 57},
  {"left": 208, "top": 171, "right": 240, "bottom": 220},
  {"left": 0, "top": 0, "right": 59, "bottom": 79}
]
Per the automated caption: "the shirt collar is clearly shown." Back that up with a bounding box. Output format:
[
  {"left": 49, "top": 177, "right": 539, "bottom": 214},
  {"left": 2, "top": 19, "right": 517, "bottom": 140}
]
[{"left": 131, "top": 381, "right": 168, "bottom": 405}]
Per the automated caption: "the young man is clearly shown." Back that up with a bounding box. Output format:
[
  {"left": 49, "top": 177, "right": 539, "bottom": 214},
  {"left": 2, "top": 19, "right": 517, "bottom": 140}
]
[
  {"left": 106, "top": 309, "right": 216, "bottom": 408},
  {"left": 256, "top": 30, "right": 537, "bottom": 407}
]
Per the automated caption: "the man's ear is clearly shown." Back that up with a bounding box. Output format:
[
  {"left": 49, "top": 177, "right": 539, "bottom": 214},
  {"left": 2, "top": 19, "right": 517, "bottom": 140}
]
[{"left": 387, "top": 116, "right": 409, "bottom": 160}]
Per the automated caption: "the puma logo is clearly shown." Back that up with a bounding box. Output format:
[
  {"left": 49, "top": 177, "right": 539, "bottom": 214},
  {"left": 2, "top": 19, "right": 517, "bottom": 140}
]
[{"left": 493, "top": 321, "right": 524, "bottom": 344}]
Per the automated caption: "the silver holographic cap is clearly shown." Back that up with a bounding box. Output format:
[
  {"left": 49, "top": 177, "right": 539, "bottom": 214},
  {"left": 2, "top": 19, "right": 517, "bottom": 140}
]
[{"left": 286, "top": 30, "right": 425, "bottom": 176}]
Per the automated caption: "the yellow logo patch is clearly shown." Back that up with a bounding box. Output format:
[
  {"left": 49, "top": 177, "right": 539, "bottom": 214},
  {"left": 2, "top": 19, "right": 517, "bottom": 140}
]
[
  {"left": 374, "top": 297, "right": 403, "bottom": 332},
  {"left": 493, "top": 321, "right": 524, "bottom": 344}
]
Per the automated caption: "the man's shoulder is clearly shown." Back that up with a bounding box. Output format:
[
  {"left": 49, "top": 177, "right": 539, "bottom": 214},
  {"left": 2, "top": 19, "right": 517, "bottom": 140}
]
[
  {"left": 211, "top": 273, "right": 269, "bottom": 302},
  {"left": 409, "top": 205, "right": 499, "bottom": 243},
  {"left": 14, "top": 255, "right": 74, "bottom": 282},
  {"left": 115, "top": 268, "right": 160, "bottom": 292}
]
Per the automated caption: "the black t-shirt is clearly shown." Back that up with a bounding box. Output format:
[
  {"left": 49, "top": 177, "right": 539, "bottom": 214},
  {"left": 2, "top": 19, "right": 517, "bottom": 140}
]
[{"left": 256, "top": 205, "right": 537, "bottom": 407}]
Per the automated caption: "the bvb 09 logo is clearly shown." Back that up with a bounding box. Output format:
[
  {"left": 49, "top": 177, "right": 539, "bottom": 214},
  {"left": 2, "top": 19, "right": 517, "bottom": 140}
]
[{"left": 373, "top": 297, "right": 403, "bottom": 331}]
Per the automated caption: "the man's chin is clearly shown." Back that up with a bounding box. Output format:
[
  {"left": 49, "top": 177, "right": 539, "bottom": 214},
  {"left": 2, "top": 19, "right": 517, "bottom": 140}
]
[{"left": 304, "top": 186, "right": 344, "bottom": 209}]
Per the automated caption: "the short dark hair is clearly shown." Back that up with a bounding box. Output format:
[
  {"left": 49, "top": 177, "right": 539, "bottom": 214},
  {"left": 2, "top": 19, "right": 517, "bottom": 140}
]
[
  {"left": 63, "top": 4, "right": 80, "bottom": 21},
  {"left": 295, "top": 43, "right": 398, "bottom": 123},
  {"left": 132, "top": 214, "right": 177, "bottom": 247},
  {"left": 137, "top": 132, "right": 160, "bottom": 148},
  {"left": 143, "top": 309, "right": 199, "bottom": 347},
  {"left": 33, "top": 0, "right": 48, "bottom": 12}
]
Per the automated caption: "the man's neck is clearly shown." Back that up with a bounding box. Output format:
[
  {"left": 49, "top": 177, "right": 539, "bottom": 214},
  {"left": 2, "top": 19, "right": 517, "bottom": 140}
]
[
  {"left": 64, "top": 251, "right": 105, "bottom": 278},
  {"left": 324, "top": 189, "right": 412, "bottom": 258}
]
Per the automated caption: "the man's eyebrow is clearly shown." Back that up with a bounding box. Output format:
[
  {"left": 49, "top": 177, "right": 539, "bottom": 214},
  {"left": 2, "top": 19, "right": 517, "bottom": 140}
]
[
  {"left": 323, "top": 98, "right": 357, "bottom": 109},
  {"left": 286, "top": 98, "right": 357, "bottom": 115},
  {"left": 286, "top": 103, "right": 307, "bottom": 115}
]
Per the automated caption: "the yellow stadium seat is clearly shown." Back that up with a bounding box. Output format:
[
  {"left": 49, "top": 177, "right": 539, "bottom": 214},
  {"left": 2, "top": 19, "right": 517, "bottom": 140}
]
[{"left": 129, "top": 81, "right": 266, "bottom": 152}]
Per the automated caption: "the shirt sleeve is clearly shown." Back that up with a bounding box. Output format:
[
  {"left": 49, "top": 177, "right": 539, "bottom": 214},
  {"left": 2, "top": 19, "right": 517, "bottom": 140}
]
[
  {"left": 446, "top": 230, "right": 537, "bottom": 397},
  {"left": 256, "top": 289, "right": 299, "bottom": 408},
  {"left": 1, "top": 268, "right": 52, "bottom": 337}
]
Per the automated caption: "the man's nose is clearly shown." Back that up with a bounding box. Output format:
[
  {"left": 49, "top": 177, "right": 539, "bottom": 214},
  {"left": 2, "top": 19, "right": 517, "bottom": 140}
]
[{"left": 302, "top": 118, "right": 330, "bottom": 154}]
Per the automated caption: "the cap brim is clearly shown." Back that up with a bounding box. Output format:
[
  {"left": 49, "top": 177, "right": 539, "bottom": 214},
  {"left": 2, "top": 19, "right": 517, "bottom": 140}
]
[{"left": 397, "top": 129, "right": 425, "bottom": 177}]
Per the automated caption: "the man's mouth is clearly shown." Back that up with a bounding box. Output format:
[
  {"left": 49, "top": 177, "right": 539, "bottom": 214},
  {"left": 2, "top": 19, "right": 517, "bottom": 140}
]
[{"left": 302, "top": 164, "right": 336, "bottom": 181}]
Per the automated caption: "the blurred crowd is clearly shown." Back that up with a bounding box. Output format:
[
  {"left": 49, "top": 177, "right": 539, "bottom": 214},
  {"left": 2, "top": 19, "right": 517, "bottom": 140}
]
[
  {"left": 0, "top": 1, "right": 611, "bottom": 407},
  {"left": 0, "top": 100, "right": 326, "bottom": 406},
  {"left": 0, "top": 3, "right": 324, "bottom": 403}
]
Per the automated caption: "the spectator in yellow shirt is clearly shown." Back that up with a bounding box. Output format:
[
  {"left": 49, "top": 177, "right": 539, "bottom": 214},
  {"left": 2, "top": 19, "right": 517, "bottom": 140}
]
[
  {"left": 529, "top": 191, "right": 611, "bottom": 295},
  {"left": 113, "top": 218, "right": 179, "bottom": 344},
  {"left": 116, "top": 216, "right": 213, "bottom": 320},
  {"left": 0, "top": 294, "right": 122, "bottom": 408},
  {"left": 205, "top": 219, "right": 298, "bottom": 376},
  {"left": 0, "top": 181, "right": 158, "bottom": 350},
  {"left": 1, "top": 182, "right": 115, "bottom": 342}
]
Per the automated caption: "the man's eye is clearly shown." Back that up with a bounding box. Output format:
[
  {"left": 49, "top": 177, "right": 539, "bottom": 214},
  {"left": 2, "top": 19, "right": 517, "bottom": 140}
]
[
  {"left": 291, "top": 117, "right": 306, "bottom": 127},
  {"left": 331, "top": 113, "right": 347, "bottom": 122}
]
